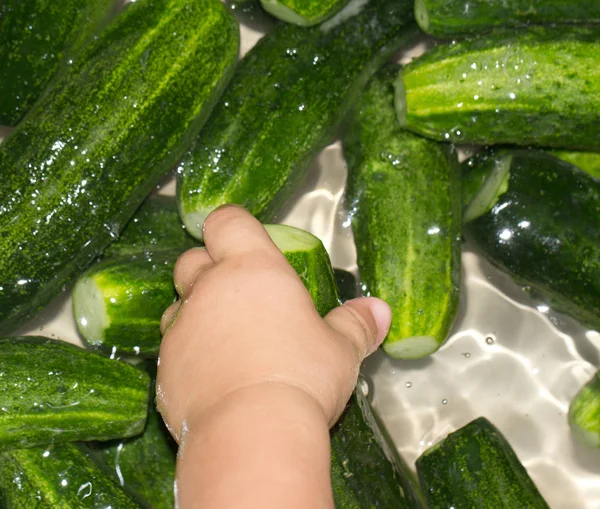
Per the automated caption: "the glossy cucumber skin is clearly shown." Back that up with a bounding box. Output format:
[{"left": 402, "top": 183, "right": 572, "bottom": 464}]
[
  {"left": 260, "top": 0, "right": 349, "bottom": 26},
  {"left": 396, "top": 27, "right": 600, "bottom": 150},
  {"left": 0, "top": 443, "right": 141, "bottom": 508},
  {"left": 345, "top": 66, "right": 461, "bottom": 359},
  {"left": 551, "top": 150, "right": 600, "bottom": 180},
  {"left": 0, "top": 336, "right": 150, "bottom": 450},
  {"left": 415, "top": 0, "right": 600, "bottom": 37},
  {"left": 0, "top": 0, "right": 115, "bottom": 126},
  {"left": 569, "top": 371, "right": 600, "bottom": 448},
  {"left": 177, "top": 0, "right": 416, "bottom": 240},
  {"left": 0, "top": 0, "right": 239, "bottom": 334},
  {"left": 464, "top": 150, "right": 600, "bottom": 330},
  {"left": 416, "top": 417, "right": 549, "bottom": 508}
]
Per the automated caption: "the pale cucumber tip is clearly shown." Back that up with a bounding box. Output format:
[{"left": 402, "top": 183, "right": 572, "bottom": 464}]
[
  {"left": 72, "top": 276, "right": 109, "bottom": 347},
  {"left": 382, "top": 335, "right": 440, "bottom": 359},
  {"left": 394, "top": 72, "right": 407, "bottom": 127},
  {"left": 414, "top": 0, "right": 430, "bottom": 32},
  {"left": 259, "top": 0, "right": 314, "bottom": 26},
  {"left": 179, "top": 204, "right": 213, "bottom": 241},
  {"left": 264, "top": 224, "right": 320, "bottom": 252}
]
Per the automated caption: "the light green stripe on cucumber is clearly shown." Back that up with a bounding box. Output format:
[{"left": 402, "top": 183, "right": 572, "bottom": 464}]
[{"left": 260, "top": 0, "right": 350, "bottom": 26}]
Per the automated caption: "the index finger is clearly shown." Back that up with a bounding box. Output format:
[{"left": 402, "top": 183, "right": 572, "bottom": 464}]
[{"left": 201, "top": 204, "right": 281, "bottom": 262}]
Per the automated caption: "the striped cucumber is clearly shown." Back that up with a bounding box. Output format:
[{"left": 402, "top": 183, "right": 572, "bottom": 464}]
[
  {"left": 0, "top": 0, "right": 115, "bottom": 126},
  {"left": 569, "top": 371, "right": 600, "bottom": 448},
  {"left": 414, "top": 0, "right": 600, "bottom": 37},
  {"left": 551, "top": 150, "right": 600, "bottom": 180},
  {"left": 260, "top": 0, "right": 350, "bottom": 26},
  {"left": 0, "top": 336, "right": 150, "bottom": 450},
  {"left": 395, "top": 27, "right": 600, "bottom": 150},
  {"left": 177, "top": 0, "right": 417, "bottom": 240},
  {"left": 0, "top": 0, "right": 239, "bottom": 334},
  {"left": 416, "top": 417, "right": 549, "bottom": 508},
  {"left": 463, "top": 149, "right": 600, "bottom": 331},
  {"left": 344, "top": 66, "right": 461, "bottom": 359},
  {"left": 0, "top": 443, "right": 141, "bottom": 508},
  {"left": 73, "top": 225, "right": 338, "bottom": 355}
]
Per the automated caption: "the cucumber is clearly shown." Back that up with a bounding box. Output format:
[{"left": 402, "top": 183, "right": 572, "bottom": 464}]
[
  {"left": 0, "top": 443, "right": 141, "bottom": 508},
  {"left": 416, "top": 417, "right": 549, "bottom": 508},
  {"left": 333, "top": 269, "right": 358, "bottom": 303},
  {"left": 0, "top": 336, "right": 150, "bottom": 450},
  {"left": 415, "top": 0, "right": 600, "bottom": 37},
  {"left": 73, "top": 224, "right": 338, "bottom": 355},
  {"left": 395, "top": 27, "right": 600, "bottom": 150},
  {"left": 259, "top": 0, "right": 349, "bottom": 26},
  {"left": 344, "top": 66, "right": 461, "bottom": 359},
  {"left": 551, "top": 150, "right": 600, "bottom": 180},
  {"left": 569, "top": 371, "right": 600, "bottom": 448},
  {"left": 463, "top": 149, "right": 600, "bottom": 331},
  {"left": 177, "top": 0, "right": 417, "bottom": 240},
  {"left": 0, "top": 0, "right": 115, "bottom": 126},
  {"left": 0, "top": 0, "right": 239, "bottom": 334}
]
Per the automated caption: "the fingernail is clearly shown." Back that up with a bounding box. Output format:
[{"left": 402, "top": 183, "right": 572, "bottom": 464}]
[{"left": 370, "top": 298, "right": 392, "bottom": 346}]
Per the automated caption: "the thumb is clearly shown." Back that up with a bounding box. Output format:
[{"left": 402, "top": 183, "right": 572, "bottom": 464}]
[{"left": 324, "top": 297, "right": 392, "bottom": 361}]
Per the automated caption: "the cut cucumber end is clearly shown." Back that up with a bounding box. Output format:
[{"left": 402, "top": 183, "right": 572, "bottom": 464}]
[
  {"left": 393, "top": 72, "right": 407, "bottom": 127},
  {"left": 382, "top": 335, "right": 440, "bottom": 359},
  {"left": 264, "top": 224, "right": 320, "bottom": 252},
  {"left": 414, "top": 0, "right": 430, "bottom": 32},
  {"left": 179, "top": 206, "right": 212, "bottom": 241},
  {"left": 259, "top": 0, "right": 314, "bottom": 26},
  {"left": 72, "top": 276, "right": 110, "bottom": 346}
]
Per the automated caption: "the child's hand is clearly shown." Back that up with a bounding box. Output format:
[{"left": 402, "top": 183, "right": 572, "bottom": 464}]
[{"left": 156, "top": 205, "right": 391, "bottom": 509}]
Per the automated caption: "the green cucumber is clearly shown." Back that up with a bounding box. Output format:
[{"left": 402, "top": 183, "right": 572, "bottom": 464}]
[
  {"left": 463, "top": 149, "right": 600, "bottom": 330},
  {"left": 0, "top": 443, "right": 141, "bottom": 508},
  {"left": 177, "top": 0, "right": 417, "bottom": 240},
  {"left": 259, "top": 0, "right": 350, "bottom": 26},
  {"left": 551, "top": 150, "right": 600, "bottom": 180},
  {"left": 0, "top": 0, "right": 239, "bottom": 334},
  {"left": 0, "top": 336, "right": 150, "bottom": 450},
  {"left": 415, "top": 0, "right": 600, "bottom": 37},
  {"left": 395, "top": 27, "right": 600, "bottom": 150},
  {"left": 416, "top": 417, "right": 549, "bottom": 508},
  {"left": 344, "top": 66, "right": 461, "bottom": 359},
  {"left": 0, "top": 0, "right": 115, "bottom": 126},
  {"left": 73, "top": 225, "right": 338, "bottom": 355},
  {"left": 569, "top": 371, "right": 600, "bottom": 448}
]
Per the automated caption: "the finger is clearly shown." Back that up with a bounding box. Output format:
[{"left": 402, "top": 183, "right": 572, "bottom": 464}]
[
  {"left": 173, "top": 247, "right": 213, "bottom": 297},
  {"left": 324, "top": 297, "right": 392, "bottom": 361},
  {"left": 160, "top": 301, "right": 181, "bottom": 335},
  {"left": 201, "top": 204, "right": 280, "bottom": 263}
]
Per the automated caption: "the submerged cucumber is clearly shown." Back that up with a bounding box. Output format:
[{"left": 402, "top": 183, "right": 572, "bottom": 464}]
[
  {"left": 0, "top": 443, "right": 141, "bottom": 508},
  {"left": 414, "top": 0, "right": 600, "bottom": 37},
  {"left": 551, "top": 150, "right": 600, "bottom": 180},
  {"left": 395, "top": 27, "right": 600, "bottom": 150},
  {"left": 0, "top": 336, "right": 149, "bottom": 450},
  {"left": 0, "top": 0, "right": 115, "bottom": 126},
  {"left": 0, "top": 0, "right": 239, "bottom": 334},
  {"left": 569, "top": 371, "right": 600, "bottom": 448},
  {"left": 416, "top": 417, "right": 549, "bottom": 508},
  {"left": 260, "top": 0, "right": 349, "bottom": 26},
  {"left": 177, "top": 0, "right": 417, "bottom": 240},
  {"left": 345, "top": 66, "right": 461, "bottom": 359},
  {"left": 463, "top": 150, "right": 600, "bottom": 330}
]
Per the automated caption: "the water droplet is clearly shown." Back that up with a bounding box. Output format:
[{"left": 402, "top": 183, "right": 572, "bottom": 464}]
[
  {"left": 462, "top": 352, "right": 471, "bottom": 358},
  {"left": 405, "top": 382, "right": 412, "bottom": 388},
  {"left": 442, "top": 399, "right": 448, "bottom": 405},
  {"left": 485, "top": 335, "right": 495, "bottom": 345}
]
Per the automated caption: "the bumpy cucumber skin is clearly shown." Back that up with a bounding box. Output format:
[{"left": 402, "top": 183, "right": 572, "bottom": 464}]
[
  {"left": 415, "top": 0, "right": 600, "bottom": 37},
  {"left": 0, "top": 0, "right": 239, "bottom": 334},
  {"left": 569, "top": 371, "right": 600, "bottom": 448},
  {"left": 0, "top": 337, "right": 150, "bottom": 450},
  {"left": 463, "top": 150, "right": 600, "bottom": 331},
  {"left": 260, "top": 0, "right": 349, "bottom": 26},
  {"left": 345, "top": 66, "right": 461, "bottom": 359},
  {"left": 0, "top": 443, "right": 141, "bottom": 508},
  {"left": 177, "top": 0, "right": 416, "bottom": 239},
  {"left": 551, "top": 150, "right": 600, "bottom": 180},
  {"left": 416, "top": 417, "right": 549, "bottom": 509},
  {"left": 397, "top": 27, "right": 599, "bottom": 150},
  {"left": 0, "top": 0, "right": 115, "bottom": 126}
]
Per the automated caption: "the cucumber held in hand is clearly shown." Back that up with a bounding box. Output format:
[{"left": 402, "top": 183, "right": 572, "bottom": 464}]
[
  {"left": 0, "top": 336, "right": 150, "bottom": 450},
  {"left": 0, "top": 443, "right": 142, "bottom": 508},
  {"left": 73, "top": 225, "right": 338, "bottom": 355},
  {"left": 0, "top": 0, "right": 239, "bottom": 334},
  {"left": 416, "top": 417, "right": 549, "bottom": 508},
  {"left": 463, "top": 149, "right": 600, "bottom": 331},
  {"left": 260, "top": 0, "right": 350, "bottom": 26},
  {"left": 0, "top": 0, "right": 115, "bottom": 126},
  {"left": 395, "top": 27, "right": 600, "bottom": 150},
  {"left": 415, "top": 0, "right": 600, "bottom": 37},
  {"left": 569, "top": 371, "right": 600, "bottom": 448},
  {"left": 344, "top": 66, "right": 461, "bottom": 359},
  {"left": 177, "top": 0, "right": 417, "bottom": 240}
]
